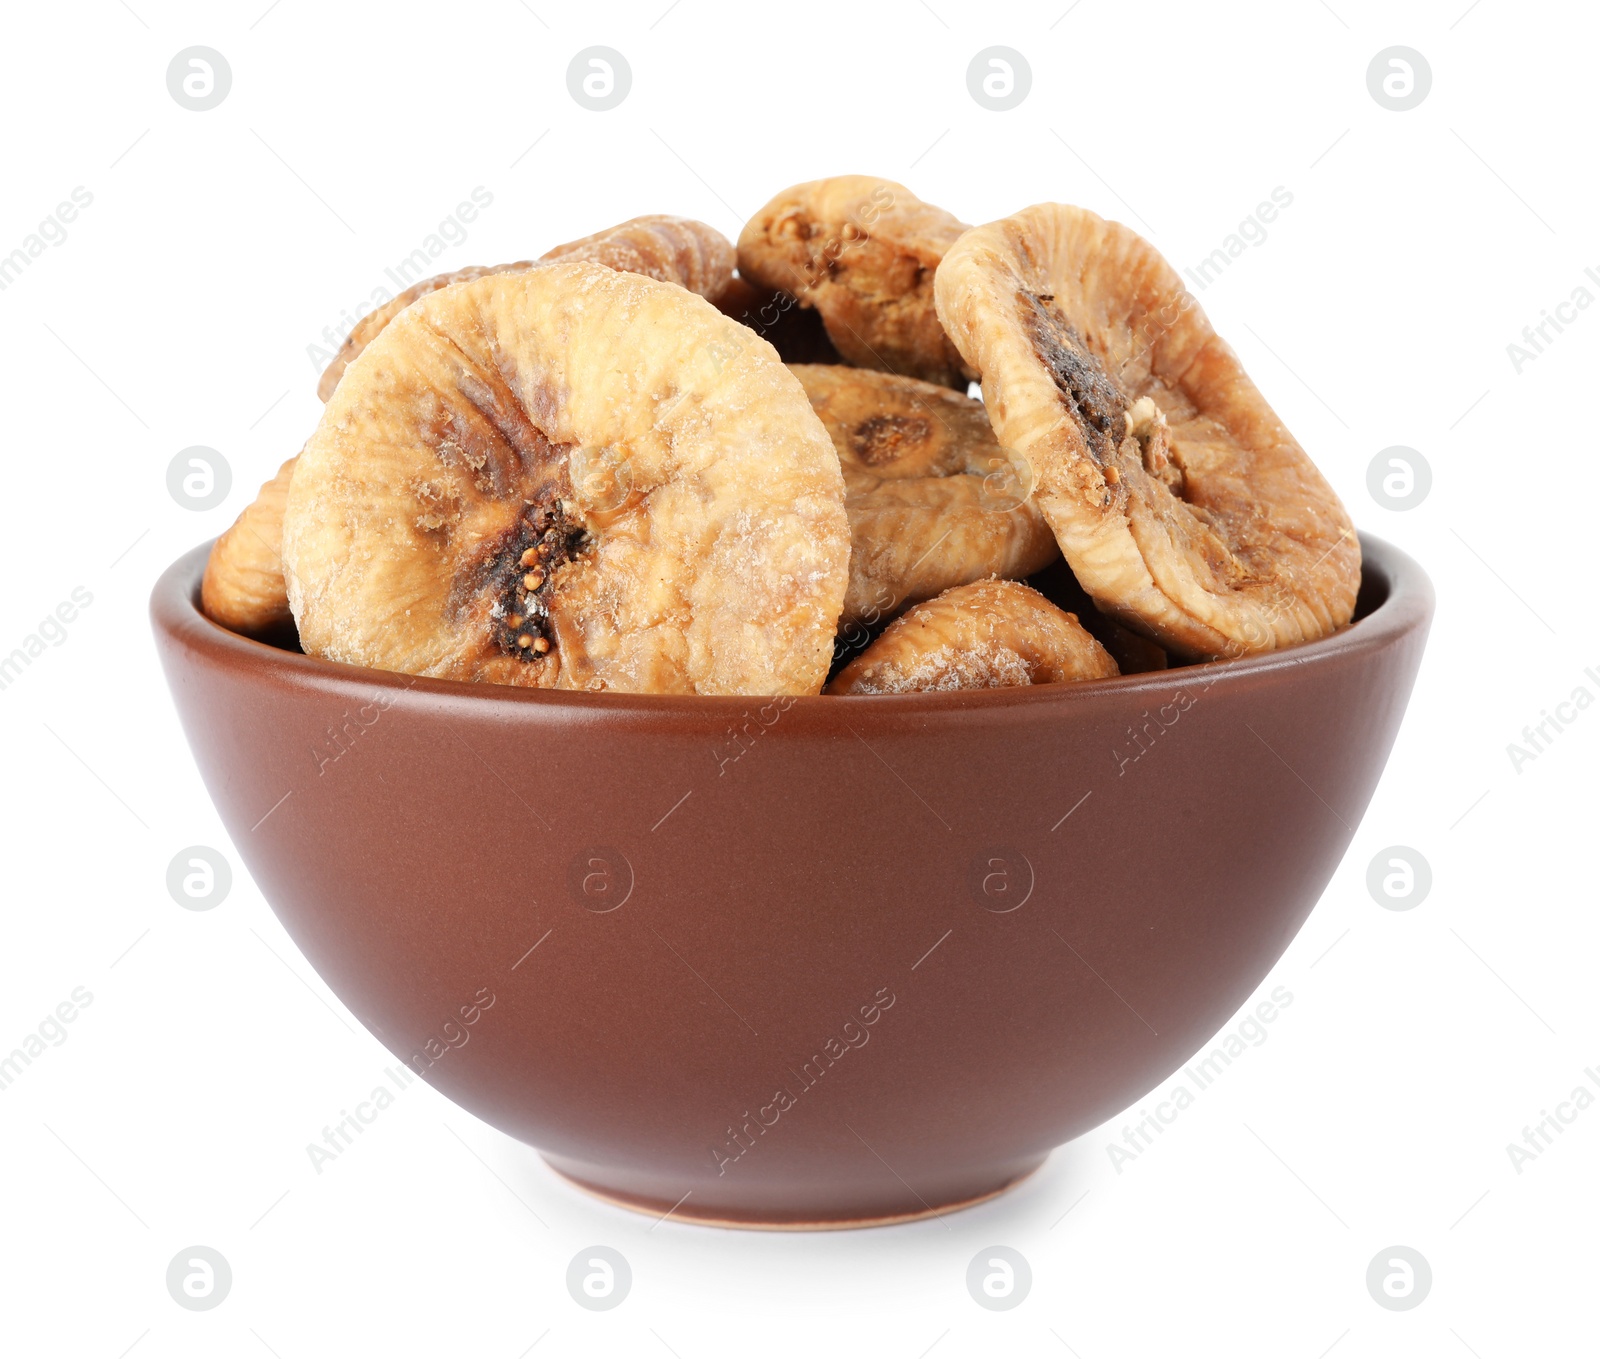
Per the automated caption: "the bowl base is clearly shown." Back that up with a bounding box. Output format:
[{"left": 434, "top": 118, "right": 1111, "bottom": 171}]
[{"left": 541, "top": 1155, "right": 1049, "bottom": 1231}]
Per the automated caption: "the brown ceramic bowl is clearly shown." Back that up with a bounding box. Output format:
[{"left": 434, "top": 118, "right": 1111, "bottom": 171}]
[{"left": 151, "top": 534, "right": 1431, "bottom": 1228}]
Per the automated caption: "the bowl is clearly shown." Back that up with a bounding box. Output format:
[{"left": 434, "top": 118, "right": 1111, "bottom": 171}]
[{"left": 151, "top": 534, "right": 1432, "bottom": 1229}]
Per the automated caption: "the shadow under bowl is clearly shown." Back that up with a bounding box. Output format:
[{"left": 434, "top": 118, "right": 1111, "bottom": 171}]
[{"left": 151, "top": 534, "right": 1432, "bottom": 1228}]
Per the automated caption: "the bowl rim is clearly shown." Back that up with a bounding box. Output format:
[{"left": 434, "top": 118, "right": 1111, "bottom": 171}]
[{"left": 151, "top": 531, "right": 1433, "bottom": 717}]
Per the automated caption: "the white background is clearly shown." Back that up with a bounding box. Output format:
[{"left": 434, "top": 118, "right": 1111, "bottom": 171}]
[{"left": 0, "top": 1, "right": 1594, "bottom": 1355}]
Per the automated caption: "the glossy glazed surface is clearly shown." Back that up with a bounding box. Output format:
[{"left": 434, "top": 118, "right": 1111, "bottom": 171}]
[{"left": 151, "top": 536, "right": 1431, "bottom": 1226}]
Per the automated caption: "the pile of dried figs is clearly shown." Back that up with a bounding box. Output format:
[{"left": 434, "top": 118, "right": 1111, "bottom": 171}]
[{"left": 202, "top": 176, "right": 1359, "bottom": 697}]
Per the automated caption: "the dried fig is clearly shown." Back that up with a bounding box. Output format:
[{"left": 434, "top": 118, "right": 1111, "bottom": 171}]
[
  {"left": 200, "top": 454, "right": 299, "bottom": 638},
  {"left": 791, "top": 364, "right": 1058, "bottom": 628},
  {"left": 318, "top": 262, "right": 531, "bottom": 402},
  {"left": 317, "top": 216, "right": 736, "bottom": 401},
  {"left": 542, "top": 213, "right": 735, "bottom": 302},
  {"left": 283, "top": 264, "right": 849, "bottom": 696},
  {"left": 738, "top": 177, "right": 973, "bottom": 388},
  {"left": 934, "top": 204, "right": 1359, "bottom": 659},
  {"left": 828, "top": 579, "right": 1119, "bottom": 694}
]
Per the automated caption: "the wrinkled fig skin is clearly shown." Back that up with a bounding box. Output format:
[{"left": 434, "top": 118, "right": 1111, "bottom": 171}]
[
  {"left": 791, "top": 364, "right": 1058, "bottom": 628},
  {"left": 829, "top": 578, "right": 1119, "bottom": 694},
  {"left": 542, "top": 214, "right": 735, "bottom": 304},
  {"left": 200, "top": 454, "right": 299, "bottom": 638},
  {"left": 284, "top": 263, "right": 850, "bottom": 697},
  {"left": 935, "top": 203, "right": 1360, "bottom": 659},
  {"left": 317, "top": 262, "right": 531, "bottom": 402},
  {"left": 739, "top": 176, "right": 974, "bottom": 389},
  {"left": 317, "top": 216, "right": 737, "bottom": 401}
]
